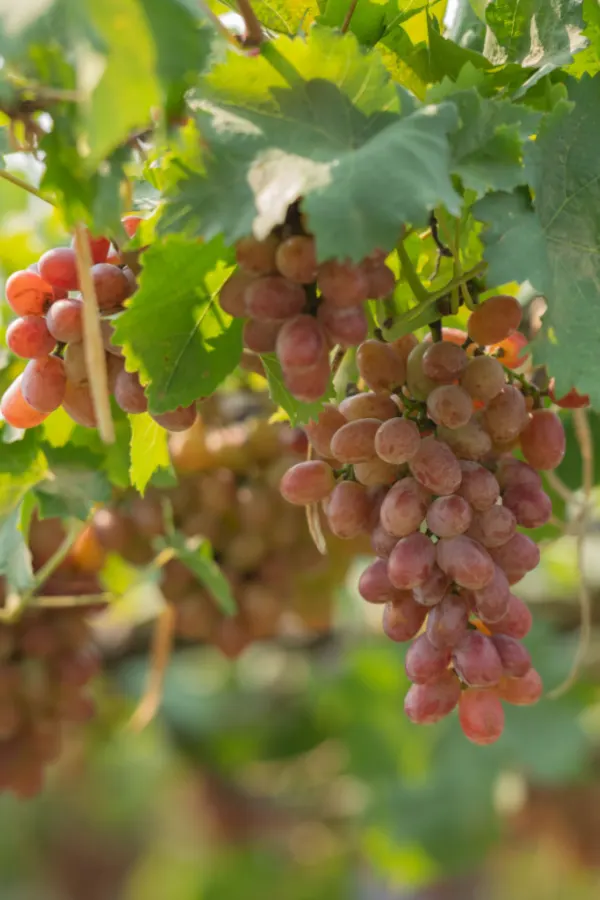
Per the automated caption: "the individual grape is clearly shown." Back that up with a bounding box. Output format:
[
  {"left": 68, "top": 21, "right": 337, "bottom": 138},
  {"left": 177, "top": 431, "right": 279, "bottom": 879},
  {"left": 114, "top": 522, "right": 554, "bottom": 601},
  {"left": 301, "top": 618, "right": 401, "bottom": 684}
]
[
  {"left": 456, "top": 461, "right": 500, "bottom": 511},
  {"left": 391, "top": 333, "right": 419, "bottom": 367},
  {"left": 483, "top": 385, "right": 528, "bottom": 444},
  {"left": 423, "top": 327, "right": 468, "bottom": 347},
  {"left": 339, "top": 391, "right": 399, "bottom": 421},
  {"left": 114, "top": 368, "right": 148, "bottom": 414},
  {"left": 460, "top": 355, "right": 505, "bottom": 403},
  {"left": 304, "top": 404, "right": 346, "bottom": 457},
  {"left": 91, "top": 508, "right": 131, "bottom": 553},
  {"left": 282, "top": 358, "right": 330, "bottom": 402},
  {"left": 63, "top": 341, "right": 88, "bottom": 385},
  {"left": 382, "top": 594, "right": 427, "bottom": 642},
  {"left": 122, "top": 266, "right": 138, "bottom": 296},
  {"left": 6, "top": 316, "right": 56, "bottom": 359},
  {"left": 437, "top": 535, "right": 494, "bottom": 590},
  {"left": 468, "top": 505, "right": 516, "bottom": 549},
  {"left": 409, "top": 436, "right": 462, "bottom": 496},
  {"left": 100, "top": 318, "right": 124, "bottom": 358},
  {"left": 356, "top": 340, "right": 406, "bottom": 391},
  {"left": 437, "top": 420, "right": 492, "bottom": 461},
  {"left": 490, "top": 332, "right": 529, "bottom": 368},
  {"left": 219, "top": 270, "right": 255, "bottom": 318},
  {"left": 489, "top": 594, "right": 532, "bottom": 640},
  {"left": 489, "top": 533, "right": 540, "bottom": 585},
  {"left": 413, "top": 566, "right": 451, "bottom": 607},
  {"left": 519, "top": 409, "right": 566, "bottom": 470},
  {"left": 91, "top": 263, "right": 132, "bottom": 310},
  {"left": 359, "top": 557, "right": 400, "bottom": 604},
  {"left": 275, "top": 235, "right": 317, "bottom": 283},
  {"left": 276, "top": 315, "right": 327, "bottom": 371},
  {"left": 422, "top": 341, "right": 468, "bottom": 383},
  {"left": 388, "top": 532, "right": 436, "bottom": 590},
  {"left": 243, "top": 318, "right": 280, "bottom": 353},
  {"left": 150, "top": 405, "right": 197, "bottom": 432},
  {"left": 473, "top": 564, "right": 510, "bottom": 623},
  {"left": 325, "top": 481, "right": 372, "bottom": 539},
  {"left": 317, "top": 303, "right": 368, "bottom": 348},
  {"left": 467, "top": 295, "right": 522, "bottom": 345},
  {"left": 502, "top": 485, "right": 552, "bottom": 529},
  {"left": 491, "top": 635, "right": 531, "bottom": 678},
  {"left": 426, "top": 384, "right": 473, "bottom": 429},
  {"left": 498, "top": 668, "right": 543, "bottom": 705},
  {"left": 406, "top": 342, "right": 437, "bottom": 400},
  {"left": 354, "top": 458, "right": 399, "bottom": 485},
  {"left": 452, "top": 631, "right": 503, "bottom": 687},
  {"left": 235, "top": 234, "right": 279, "bottom": 274},
  {"left": 548, "top": 382, "right": 589, "bottom": 409},
  {"left": 122, "top": 215, "right": 143, "bottom": 238},
  {"left": 279, "top": 460, "right": 335, "bottom": 505},
  {"left": 364, "top": 262, "right": 395, "bottom": 299},
  {"left": 330, "top": 418, "right": 380, "bottom": 463},
  {"left": 71, "top": 231, "right": 110, "bottom": 265},
  {"left": 46, "top": 298, "right": 84, "bottom": 343},
  {"left": 459, "top": 689, "right": 504, "bottom": 745},
  {"left": 239, "top": 350, "right": 265, "bottom": 377},
  {"left": 404, "top": 671, "right": 461, "bottom": 724},
  {"left": 426, "top": 593, "right": 470, "bottom": 649},
  {"left": 426, "top": 495, "right": 472, "bottom": 538},
  {"left": 5, "top": 270, "right": 53, "bottom": 316},
  {"left": 375, "top": 417, "right": 420, "bottom": 464},
  {"left": 245, "top": 275, "right": 306, "bottom": 320},
  {"left": 405, "top": 634, "right": 451, "bottom": 684},
  {"left": 317, "top": 259, "right": 369, "bottom": 307},
  {"left": 380, "top": 476, "right": 429, "bottom": 537},
  {"left": 39, "top": 247, "right": 79, "bottom": 291},
  {"left": 63, "top": 380, "right": 97, "bottom": 427},
  {"left": 371, "top": 523, "right": 399, "bottom": 558},
  {"left": 21, "top": 356, "right": 66, "bottom": 413},
  {"left": 0, "top": 375, "right": 49, "bottom": 428},
  {"left": 495, "top": 458, "right": 542, "bottom": 492}
]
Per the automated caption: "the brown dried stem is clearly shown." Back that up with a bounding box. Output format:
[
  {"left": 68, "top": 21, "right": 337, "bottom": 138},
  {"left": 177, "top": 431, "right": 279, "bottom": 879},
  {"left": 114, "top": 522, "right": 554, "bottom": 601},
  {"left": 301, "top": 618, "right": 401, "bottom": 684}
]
[
  {"left": 128, "top": 602, "right": 176, "bottom": 731},
  {"left": 237, "top": 0, "right": 265, "bottom": 44},
  {"left": 341, "top": 0, "right": 359, "bottom": 33}
]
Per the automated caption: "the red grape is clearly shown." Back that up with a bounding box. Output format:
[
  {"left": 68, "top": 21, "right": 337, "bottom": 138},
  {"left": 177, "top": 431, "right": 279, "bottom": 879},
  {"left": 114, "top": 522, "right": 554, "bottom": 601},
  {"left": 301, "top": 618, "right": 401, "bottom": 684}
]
[
  {"left": 426, "top": 494, "right": 472, "bottom": 538},
  {"left": 276, "top": 315, "right": 327, "bottom": 371},
  {"left": 426, "top": 592, "right": 470, "bottom": 649},
  {"left": 457, "top": 461, "right": 500, "bottom": 511},
  {"left": 519, "top": 409, "right": 566, "bottom": 470},
  {"left": 275, "top": 235, "right": 317, "bottom": 283},
  {"left": 406, "top": 342, "right": 438, "bottom": 400},
  {"left": 91, "top": 263, "right": 131, "bottom": 310},
  {"left": 356, "top": 340, "right": 406, "bottom": 391},
  {"left": 375, "top": 417, "right": 421, "bottom": 464},
  {"left": 409, "top": 436, "right": 462, "bottom": 496},
  {"left": 388, "top": 532, "right": 436, "bottom": 589},
  {"left": 502, "top": 485, "right": 552, "bottom": 529},
  {"left": 422, "top": 341, "right": 468, "bottom": 383},
  {"left": 468, "top": 505, "right": 516, "bottom": 549},
  {"left": 495, "top": 458, "right": 542, "bottom": 491},
  {"left": 330, "top": 418, "right": 380, "bottom": 463},
  {"left": 483, "top": 385, "right": 528, "bottom": 444},
  {"left": 413, "top": 566, "right": 451, "bottom": 607},
  {"left": 279, "top": 460, "right": 335, "bottom": 505},
  {"left": 490, "top": 332, "right": 529, "bottom": 368},
  {"left": 427, "top": 384, "right": 473, "bottom": 429},
  {"left": 405, "top": 634, "right": 451, "bottom": 684},
  {"left": 382, "top": 594, "right": 427, "bottom": 642},
  {"left": 404, "top": 671, "right": 461, "bottom": 724},
  {"left": 63, "top": 380, "right": 97, "bottom": 427},
  {"left": 498, "top": 668, "right": 543, "bottom": 705},
  {"left": 437, "top": 535, "right": 494, "bottom": 590},
  {"left": 150, "top": 405, "right": 197, "bottom": 432},
  {"left": 364, "top": 262, "right": 395, "bottom": 299},
  {"left": 282, "top": 358, "right": 330, "bottom": 402},
  {"left": 46, "top": 299, "right": 84, "bottom": 343},
  {"left": 380, "top": 476, "right": 430, "bottom": 537},
  {"left": 100, "top": 319, "right": 124, "bottom": 358},
  {"left": 219, "top": 270, "right": 255, "bottom": 318},
  {"left": 235, "top": 235, "right": 279, "bottom": 275},
  {"left": 491, "top": 635, "right": 531, "bottom": 677},
  {"left": 459, "top": 689, "right": 504, "bottom": 745},
  {"left": 473, "top": 564, "right": 510, "bottom": 623},
  {"left": 243, "top": 318, "right": 280, "bottom": 353},
  {"left": 325, "top": 480, "right": 372, "bottom": 539},
  {"left": 453, "top": 630, "right": 503, "bottom": 687},
  {"left": 354, "top": 457, "right": 399, "bottom": 485},
  {"left": 304, "top": 404, "right": 346, "bottom": 457},
  {"left": 317, "top": 303, "right": 368, "bottom": 348},
  {"left": 6, "top": 270, "right": 53, "bottom": 316},
  {"left": 437, "top": 420, "right": 492, "bottom": 461},
  {"left": 63, "top": 342, "right": 88, "bottom": 385},
  {"left": 467, "top": 295, "right": 522, "bottom": 345},
  {"left": 317, "top": 259, "right": 369, "bottom": 307},
  {"left": 245, "top": 275, "right": 305, "bottom": 321},
  {"left": 371, "top": 523, "right": 399, "bottom": 558},
  {"left": 460, "top": 355, "right": 505, "bottom": 403},
  {"left": 489, "top": 533, "right": 540, "bottom": 585},
  {"left": 339, "top": 392, "right": 399, "bottom": 421},
  {"left": 0, "top": 375, "right": 49, "bottom": 428},
  {"left": 114, "top": 368, "right": 148, "bottom": 414},
  {"left": 489, "top": 593, "right": 532, "bottom": 639},
  {"left": 39, "top": 247, "right": 79, "bottom": 291},
  {"left": 71, "top": 231, "right": 110, "bottom": 264},
  {"left": 359, "top": 557, "right": 401, "bottom": 604},
  {"left": 21, "top": 356, "right": 66, "bottom": 413},
  {"left": 6, "top": 316, "right": 56, "bottom": 358}
]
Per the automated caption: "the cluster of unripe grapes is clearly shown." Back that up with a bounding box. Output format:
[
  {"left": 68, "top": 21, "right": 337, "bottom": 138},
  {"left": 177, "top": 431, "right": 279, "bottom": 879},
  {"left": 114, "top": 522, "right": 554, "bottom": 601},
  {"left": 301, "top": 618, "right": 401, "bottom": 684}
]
[
  {"left": 280, "top": 295, "right": 566, "bottom": 746},
  {"left": 220, "top": 218, "right": 395, "bottom": 401},
  {"left": 0, "top": 221, "right": 197, "bottom": 433}
]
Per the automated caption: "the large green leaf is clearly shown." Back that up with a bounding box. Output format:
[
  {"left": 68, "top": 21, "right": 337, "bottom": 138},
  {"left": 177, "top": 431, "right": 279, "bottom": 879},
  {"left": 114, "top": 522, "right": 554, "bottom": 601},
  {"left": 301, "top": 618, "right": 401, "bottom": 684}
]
[
  {"left": 0, "top": 430, "right": 48, "bottom": 518},
  {"left": 129, "top": 412, "right": 171, "bottom": 496},
  {"left": 35, "top": 444, "right": 112, "bottom": 520},
  {"left": 0, "top": 504, "right": 34, "bottom": 594},
  {"left": 112, "top": 236, "right": 242, "bottom": 413},
  {"left": 484, "top": 0, "right": 586, "bottom": 67}
]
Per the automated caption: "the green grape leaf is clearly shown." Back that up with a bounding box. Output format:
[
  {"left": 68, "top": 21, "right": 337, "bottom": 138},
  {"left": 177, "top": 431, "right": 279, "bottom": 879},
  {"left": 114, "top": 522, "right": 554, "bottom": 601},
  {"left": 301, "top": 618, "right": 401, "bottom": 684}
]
[
  {"left": 165, "top": 532, "right": 236, "bottom": 615},
  {"left": 262, "top": 354, "right": 334, "bottom": 426},
  {"left": 35, "top": 444, "right": 112, "bottom": 520},
  {"left": 112, "top": 236, "right": 242, "bottom": 414},
  {"left": 484, "top": 0, "right": 586, "bottom": 67},
  {"left": 0, "top": 503, "right": 34, "bottom": 594},
  {"left": 317, "top": 0, "right": 437, "bottom": 49},
  {"left": 568, "top": 0, "right": 600, "bottom": 76},
  {"left": 162, "top": 28, "right": 460, "bottom": 261},
  {"left": 129, "top": 413, "right": 172, "bottom": 496},
  {"left": 0, "top": 429, "right": 48, "bottom": 518}
]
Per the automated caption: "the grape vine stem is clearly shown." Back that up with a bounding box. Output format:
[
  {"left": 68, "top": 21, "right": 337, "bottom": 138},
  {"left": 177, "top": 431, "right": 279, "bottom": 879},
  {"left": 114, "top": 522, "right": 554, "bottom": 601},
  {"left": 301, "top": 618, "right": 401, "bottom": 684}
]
[
  {"left": 549, "top": 407, "right": 593, "bottom": 698},
  {"left": 341, "top": 0, "right": 360, "bottom": 33},
  {"left": 237, "top": 0, "right": 265, "bottom": 44},
  {"left": 0, "top": 169, "right": 56, "bottom": 206},
  {"left": 73, "top": 223, "right": 115, "bottom": 444},
  {"left": 128, "top": 602, "right": 176, "bottom": 732}
]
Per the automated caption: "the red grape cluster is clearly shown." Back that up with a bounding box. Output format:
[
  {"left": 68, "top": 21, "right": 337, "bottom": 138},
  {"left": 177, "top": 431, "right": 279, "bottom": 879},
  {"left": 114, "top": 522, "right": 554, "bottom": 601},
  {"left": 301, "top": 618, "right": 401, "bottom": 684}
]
[
  {"left": 219, "top": 224, "right": 394, "bottom": 401},
  {"left": 0, "top": 224, "right": 197, "bottom": 433},
  {"left": 0, "top": 593, "right": 101, "bottom": 798},
  {"left": 280, "top": 295, "right": 566, "bottom": 746}
]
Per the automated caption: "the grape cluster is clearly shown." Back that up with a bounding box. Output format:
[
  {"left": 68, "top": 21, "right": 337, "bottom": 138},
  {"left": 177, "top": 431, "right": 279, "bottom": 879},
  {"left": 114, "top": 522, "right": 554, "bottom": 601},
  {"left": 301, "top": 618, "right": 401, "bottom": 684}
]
[
  {"left": 0, "top": 224, "right": 197, "bottom": 433},
  {"left": 220, "top": 221, "right": 394, "bottom": 401},
  {"left": 280, "top": 295, "right": 566, "bottom": 746}
]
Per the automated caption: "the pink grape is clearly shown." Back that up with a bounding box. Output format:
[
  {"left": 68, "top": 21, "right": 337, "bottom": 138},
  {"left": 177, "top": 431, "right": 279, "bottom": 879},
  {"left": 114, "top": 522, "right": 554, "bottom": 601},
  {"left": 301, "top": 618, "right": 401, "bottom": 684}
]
[
  {"left": 0, "top": 375, "right": 48, "bottom": 428},
  {"left": 491, "top": 635, "right": 532, "bottom": 678},
  {"left": 468, "top": 505, "right": 516, "bottom": 549},
  {"left": 413, "top": 566, "right": 451, "bottom": 607},
  {"left": 437, "top": 420, "right": 492, "bottom": 461},
  {"left": 388, "top": 532, "right": 436, "bottom": 589},
  {"left": 100, "top": 319, "right": 124, "bottom": 357},
  {"left": 427, "top": 384, "right": 473, "bottom": 429},
  {"left": 6, "top": 269, "right": 53, "bottom": 316},
  {"left": 63, "top": 341, "right": 88, "bottom": 385},
  {"left": 375, "top": 417, "right": 420, "bottom": 464},
  {"left": 489, "top": 533, "right": 540, "bottom": 585},
  {"left": 426, "top": 495, "right": 472, "bottom": 538},
  {"left": 437, "top": 535, "right": 494, "bottom": 590},
  {"left": 459, "top": 689, "right": 504, "bottom": 745},
  {"left": 317, "top": 259, "right": 369, "bottom": 307},
  {"left": 243, "top": 318, "right": 280, "bottom": 353},
  {"left": 379, "top": 476, "right": 429, "bottom": 537},
  {"left": 409, "top": 436, "right": 462, "bottom": 495},
  {"left": 460, "top": 355, "right": 505, "bottom": 403},
  {"left": 317, "top": 303, "right": 368, "bottom": 348},
  {"left": 495, "top": 458, "right": 542, "bottom": 491},
  {"left": 279, "top": 460, "right": 335, "bottom": 505},
  {"left": 382, "top": 594, "right": 427, "bottom": 642},
  {"left": 275, "top": 235, "right": 317, "bottom": 283},
  {"left": 452, "top": 631, "right": 503, "bottom": 687},
  {"left": 339, "top": 392, "right": 399, "bottom": 421},
  {"left": 483, "top": 385, "right": 528, "bottom": 444},
  {"left": 356, "top": 340, "right": 406, "bottom": 392},
  {"left": 304, "top": 404, "right": 346, "bottom": 457},
  {"left": 282, "top": 358, "right": 330, "bottom": 402},
  {"left": 235, "top": 234, "right": 278, "bottom": 275},
  {"left": 359, "top": 557, "right": 400, "bottom": 604},
  {"left": 405, "top": 634, "right": 451, "bottom": 684},
  {"left": 489, "top": 594, "right": 532, "bottom": 639},
  {"left": 371, "top": 523, "right": 399, "bottom": 558},
  {"left": 473, "top": 565, "right": 510, "bottom": 623},
  {"left": 219, "top": 270, "right": 255, "bottom": 317},
  {"left": 502, "top": 485, "right": 552, "bottom": 529},
  {"left": 245, "top": 275, "right": 305, "bottom": 320},
  {"left": 150, "top": 405, "right": 197, "bottom": 432},
  {"left": 21, "top": 356, "right": 66, "bottom": 413},
  {"left": 46, "top": 299, "right": 84, "bottom": 343},
  {"left": 325, "top": 481, "right": 372, "bottom": 539},
  {"left": 114, "top": 369, "right": 148, "bottom": 413},
  {"left": 406, "top": 342, "right": 438, "bottom": 400},
  {"left": 364, "top": 262, "right": 395, "bottom": 299},
  {"left": 457, "top": 461, "right": 500, "bottom": 511},
  {"left": 63, "top": 380, "right": 97, "bottom": 427},
  {"left": 354, "top": 457, "right": 399, "bottom": 485},
  {"left": 91, "top": 263, "right": 132, "bottom": 310},
  {"left": 426, "top": 592, "right": 470, "bottom": 649},
  {"left": 6, "top": 316, "right": 56, "bottom": 358},
  {"left": 330, "top": 418, "right": 380, "bottom": 463},
  {"left": 519, "top": 409, "right": 566, "bottom": 470},
  {"left": 71, "top": 231, "right": 110, "bottom": 265},
  {"left": 404, "top": 671, "right": 461, "bottom": 724},
  {"left": 498, "top": 668, "right": 543, "bottom": 705},
  {"left": 39, "top": 247, "right": 79, "bottom": 291},
  {"left": 276, "top": 315, "right": 327, "bottom": 371},
  {"left": 422, "top": 341, "right": 468, "bottom": 383}
]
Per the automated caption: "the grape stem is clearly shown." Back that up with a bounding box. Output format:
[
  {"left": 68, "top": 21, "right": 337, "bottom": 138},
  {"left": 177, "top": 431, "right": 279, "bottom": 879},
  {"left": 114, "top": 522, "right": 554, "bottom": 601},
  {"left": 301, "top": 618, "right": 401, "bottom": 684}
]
[
  {"left": 0, "top": 169, "right": 56, "bottom": 206},
  {"left": 394, "top": 261, "right": 488, "bottom": 331},
  {"left": 397, "top": 241, "right": 429, "bottom": 304},
  {"left": 128, "top": 603, "right": 176, "bottom": 732},
  {"left": 73, "top": 222, "right": 116, "bottom": 444},
  {"left": 341, "top": 0, "right": 360, "bottom": 32},
  {"left": 237, "top": 0, "right": 265, "bottom": 44}
]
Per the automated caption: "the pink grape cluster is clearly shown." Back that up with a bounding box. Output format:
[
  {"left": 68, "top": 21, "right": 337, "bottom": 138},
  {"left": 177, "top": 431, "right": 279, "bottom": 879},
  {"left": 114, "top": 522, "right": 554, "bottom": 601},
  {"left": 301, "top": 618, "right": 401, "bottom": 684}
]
[
  {"left": 219, "top": 228, "right": 394, "bottom": 401},
  {"left": 1, "top": 229, "right": 197, "bottom": 433},
  {"left": 279, "top": 311, "right": 566, "bottom": 746}
]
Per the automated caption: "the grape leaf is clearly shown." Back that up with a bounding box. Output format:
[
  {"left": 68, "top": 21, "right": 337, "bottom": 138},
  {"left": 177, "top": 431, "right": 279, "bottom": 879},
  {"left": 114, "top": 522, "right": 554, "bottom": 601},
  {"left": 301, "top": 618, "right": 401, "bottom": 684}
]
[
  {"left": 112, "top": 236, "right": 242, "bottom": 414},
  {"left": 164, "top": 532, "right": 237, "bottom": 615},
  {"left": 568, "top": 0, "right": 600, "bottom": 76},
  {"left": 129, "top": 413, "right": 171, "bottom": 496},
  {"left": 0, "top": 430, "right": 48, "bottom": 518},
  {"left": 317, "top": 0, "right": 438, "bottom": 48},
  {"left": 262, "top": 354, "right": 334, "bottom": 426},
  {"left": 35, "top": 444, "right": 112, "bottom": 520},
  {"left": 484, "top": 0, "right": 586, "bottom": 67},
  {"left": 0, "top": 503, "right": 34, "bottom": 594},
  {"left": 163, "top": 30, "right": 460, "bottom": 261}
]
